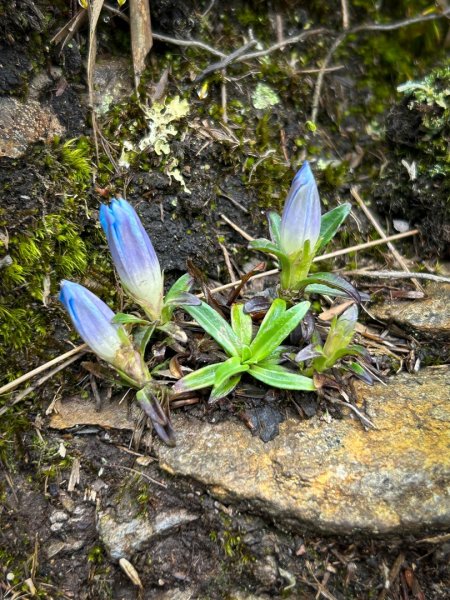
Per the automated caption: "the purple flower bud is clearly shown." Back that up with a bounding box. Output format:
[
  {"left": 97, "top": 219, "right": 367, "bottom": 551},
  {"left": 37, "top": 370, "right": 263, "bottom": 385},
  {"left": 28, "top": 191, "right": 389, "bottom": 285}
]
[
  {"left": 59, "top": 280, "right": 128, "bottom": 364},
  {"left": 100, "top": 198, "right": 163, "bottom": 321},
  {"left": 280, "top": 161, "right": 321, "bottom": 256}
]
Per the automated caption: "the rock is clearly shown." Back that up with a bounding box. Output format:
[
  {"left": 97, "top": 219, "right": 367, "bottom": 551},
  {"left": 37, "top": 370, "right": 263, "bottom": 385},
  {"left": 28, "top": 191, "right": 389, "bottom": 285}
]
[
  {"left": 372, "top": 283, "right": 450, "bottom": 341},
  {"left": 0, "top": 97, "right": 65, "bottom": 158},
  {"left": 157, "top": 367, "right": 450, "bottom": 536},
  {"left": 49, "top": 396, "right": 140, "bottom": 431},
  {"left": 154, "top": 509, "right": 198, "bottom": 535},
  {"left": 97, "top": 509, "right": 155, "bottom": 561},
  {"left": 97, "top": 503, "right": 198, "bottom": 560},
  {"left": 91, "top": 57, "right": 133, "bottom": 115}
]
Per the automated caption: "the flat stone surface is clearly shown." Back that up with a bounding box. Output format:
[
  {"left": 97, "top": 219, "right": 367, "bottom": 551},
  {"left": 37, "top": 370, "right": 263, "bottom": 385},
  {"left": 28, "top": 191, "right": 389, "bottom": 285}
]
[
  {"left": 49, "top": 397, "right": 139, "bottom": 431},
  {"left": 97, "top": 502, "right": 198, "bottom": 560},
  {"left": 0, "top": 97, "right": 64, "bottom": 158},
  {"left": 372, "top": 283, "right": 450, "bottom": 341},
  {"left": 158, "top": 367, "right": 450, "bottom": 536}
]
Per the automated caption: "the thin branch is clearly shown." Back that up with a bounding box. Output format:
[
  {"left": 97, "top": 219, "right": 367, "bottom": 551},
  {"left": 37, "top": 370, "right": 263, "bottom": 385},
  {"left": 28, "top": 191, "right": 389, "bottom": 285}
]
[
  {"left": 311, "top": 8, "right": 450, "bottom": 123},
  {"left": 236, "top": 28, "right": 327, "bottom": 62},
  {"left": 194, "top": 40, "right": 257, "bottom": 82},
  {"left": 351, "top": 187, "right": 424, "bottom": 293},
  {"left": 344, "top": 270, "right": 450, "bottom": 283},
  {"left": 0, "top": 344, "right": 87, "bottom": 396},
  {"left": 152, "top": 32, "right": 226, "bottom": 58},
  {"left": 0, "top": 353, "right": 86, "bottom": 417}
]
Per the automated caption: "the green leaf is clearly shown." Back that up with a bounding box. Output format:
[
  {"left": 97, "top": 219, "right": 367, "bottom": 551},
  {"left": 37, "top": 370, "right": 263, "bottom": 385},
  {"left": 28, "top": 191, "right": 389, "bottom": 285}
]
[
  {"left": 249, "top": 300, "right": 310, "bottom": 363},
  {"left": 249, "top": 364, "right": 315, "bottom": 391},
  {"left": 173, "top": 362, "right": 220, "bottom": 393},
  {"left": 164, "top": 292, "right": 201, "bottom": 307},
  {"left": 214, "top": 356, "right": 249, "bottom": 389},
  {"left": 157, "top": 321, "right": 187, "bottom": 343},
  {"left": 231, "top": 304, "right": 253, "bottom": 345},
  {"left": 248, "top": 238, "right": 287, "bottom": 261},
  {"left": 301, "top": 273, "right": 362, "bottom": 303},
  {"left": 345, "top": 361, "right": 374, "bottom": 384},
  {"left": 267, "top": 211, "right": 281, "bottom": 245},
  {"left": 209, "top": 374, "right": 242, "bottom": 403},
  {"left": 164, "top": 273, "right": 193, "bottom": 303},
  {"left": 182, "top": 302, "right": 242, "bottom": 357},
  {"left": 112, "top": 312, "right": 150, "bottom": 326},
  {"left": 318, "top": 203, "right": 351, "bottom": 250},
  {"left": 134, "top": 324, "right": 156, "bottom": 355},
  {"left": 253, "top": 298, "right": 287, "bottom": 342}
]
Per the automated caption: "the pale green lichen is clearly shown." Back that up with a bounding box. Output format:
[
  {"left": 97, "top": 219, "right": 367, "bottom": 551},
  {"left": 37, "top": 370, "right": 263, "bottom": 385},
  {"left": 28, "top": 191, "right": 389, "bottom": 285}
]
[{"left": 252, "top": 83, "right": 280, "bottom": 110}]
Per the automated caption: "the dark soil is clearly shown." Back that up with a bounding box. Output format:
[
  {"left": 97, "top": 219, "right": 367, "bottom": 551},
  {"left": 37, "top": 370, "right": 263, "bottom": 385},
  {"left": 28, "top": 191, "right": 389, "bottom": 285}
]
[{"left": 1, "top": 1, "right": 449, "bottom": 598}]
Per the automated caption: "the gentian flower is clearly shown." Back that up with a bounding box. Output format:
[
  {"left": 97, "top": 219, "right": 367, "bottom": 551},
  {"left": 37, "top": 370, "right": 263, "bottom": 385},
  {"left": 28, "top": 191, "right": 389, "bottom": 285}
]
[
  {"left": 59, "top": 280, "right": 148, "bottom": 386},
  {"left": 100, "top": 198, "right": 163, "bottom": 321},
  {"left": 279, "top": 161, "right": 321, "bottom": 257},
  {"left": 249, "top": 161, "right": 356, "bottom": 298}
]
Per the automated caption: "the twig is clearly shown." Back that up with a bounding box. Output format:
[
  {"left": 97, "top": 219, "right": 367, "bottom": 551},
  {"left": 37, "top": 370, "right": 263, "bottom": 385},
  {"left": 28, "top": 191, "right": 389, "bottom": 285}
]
[
  {"left": 311, "top": 9, "right": 450, "bottom": 123},
  {"left": 341, "top": 0, "right": 350, "bottom": 30},
  {"left": 220, "top": 213, "right": 254, "bottom": 241},
  {"left": 152, "top": 32, "right": 226, "bottom": 58},
  {"left": 218, "top": 189, "right": 249, "bottom": 213},
  {"left": 0, "top": 353, "right": 86, "bottom": 416},
  {"left": 194, "top": 40, "right": 257, "bottom": 82},
  {"left": 351, "top": 187, "right": 424, "bottom": 292},
  {"left": 217, "top": 239, "right": 237, "bottom": 282},
  {"left": 129, "top": 0, "right": 153, "bottom": 89},
  {"left": 237, "top": 28, "right": 327, "bottom": 62},
  {"left": 108, "top": 463, "right": 167, "bottom": 489},
  {"left": 344, "top": 270, "right": 450, "bottom": 284},
  {"left": 0, "top": 344, "right": 87, "bottom": 396},
  {"left": 377, "top": 553, "right": 405, "bottom": 600},
  {"left": 221, "top": 70, "right": 228, "bottom": 123}
]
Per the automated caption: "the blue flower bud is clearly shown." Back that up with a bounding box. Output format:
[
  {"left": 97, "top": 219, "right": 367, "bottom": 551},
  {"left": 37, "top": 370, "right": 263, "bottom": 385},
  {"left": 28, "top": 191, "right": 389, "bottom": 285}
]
[
  {"left": 280, "top": 161, "right": 321, "bottom": 257},
  {"left": 59, "top": 280, "right": 128, "bottom": 364},
  {"left": 100, "top": 198, "right": 163, "bottom": 321}
]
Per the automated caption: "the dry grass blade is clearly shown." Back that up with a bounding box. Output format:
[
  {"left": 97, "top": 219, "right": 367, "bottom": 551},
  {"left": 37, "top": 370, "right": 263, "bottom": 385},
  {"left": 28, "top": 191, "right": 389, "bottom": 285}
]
[
  {"left": 87, "top": 0, "right": 105, "bottom": 161},
  {"left": 129, "top": 0, "right": 153, "bottom": 88},
  {"left": 119, "top": 558, "right": 143, "bottom": 588}
]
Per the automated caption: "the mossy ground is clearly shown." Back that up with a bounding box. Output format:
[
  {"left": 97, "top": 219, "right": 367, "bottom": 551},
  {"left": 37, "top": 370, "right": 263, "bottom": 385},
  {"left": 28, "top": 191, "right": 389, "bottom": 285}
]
[{"left": 1, "top": 0, "right": 449, "bottom": 598}]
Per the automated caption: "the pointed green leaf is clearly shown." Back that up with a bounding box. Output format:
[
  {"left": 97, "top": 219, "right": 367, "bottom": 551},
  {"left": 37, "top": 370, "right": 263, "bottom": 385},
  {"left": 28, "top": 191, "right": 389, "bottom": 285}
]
[
  {"left": 112, "top": 312, "right": 150, "bottom": 326},
  {"left": 165, "top": 273, "right": 194, "bottom": 303},
  {"left": 301, "top": 273, "right": 362, "bottom": 303},
  {"left": 318, "top": 203, "right": 351, "bottom": 250},
  {"left": 249, "top": 364, "right": 315, "bottom": 391},
  {"left": 172, "top": 362, "right": 219, "bottom": 393},
  {"left": 345, "top": 361, "right": 374, "bottom": 384},
  {"left": 248, "top": 238, "right": 287, "bottom": 261},
  {"left": 182, "top": 302, "right": 242, "bottom": 357},
  {"left": 134, "top": 323, "right": 156, "bottom": 355},
  {"left": 231, "top": 304, "right": 253, "bottom": 345},
  {"left": 268, "top": 211, "right": 281, "bottom": 245},
  {"left": 253, "top": 298, "right": 287, "bottom": 342},
  {"left": 164, "top": 291, "right": 201, "bottom": 307},
  {"left": 249, "top": 301, "right": 310, "bottom": 363},
  {"left": 214, "top": 356, "right": 249, "bottom": 389},
  {"left": 209, "top": 374, "right": 242, "bottom": 403}
]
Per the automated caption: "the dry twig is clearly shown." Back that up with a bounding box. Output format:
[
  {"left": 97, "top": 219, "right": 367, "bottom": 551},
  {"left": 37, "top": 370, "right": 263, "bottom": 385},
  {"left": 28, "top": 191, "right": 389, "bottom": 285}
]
[
  {"left": 351, "top": 187, "right": 424, "bottom": 292},
  {"left": 344, "top": 270, "right": 450, "bottom": 284}
]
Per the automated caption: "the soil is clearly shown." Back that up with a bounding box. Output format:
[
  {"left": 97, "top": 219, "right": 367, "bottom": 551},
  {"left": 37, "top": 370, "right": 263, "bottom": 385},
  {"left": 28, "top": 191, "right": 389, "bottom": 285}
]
[{"left": 1, "top": 1, "right": 449, "bottom": 599}]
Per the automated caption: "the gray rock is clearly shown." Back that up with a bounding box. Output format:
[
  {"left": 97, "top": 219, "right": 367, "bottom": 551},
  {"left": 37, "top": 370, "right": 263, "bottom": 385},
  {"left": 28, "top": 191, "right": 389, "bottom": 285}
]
[
  {"left": 91, "top": 57, "right": 133, "bottom": 115},
  {"left": 97, "top": 510, "right": 154, "bottom": 561},
  {"left": 97, "top": 503, "right": 198, "bottom": 560},
  {"left": 0, "top": 97, "right": 64, "bottom": 158},
  {"left": 157, "top": 367, "right": 450, "bottom": 536},
  {"left": 372, "top": 283, "right": 450, "bottom": 341},
  {"left": 154, "top": 509, "right": 198, "bottom": 534}
]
